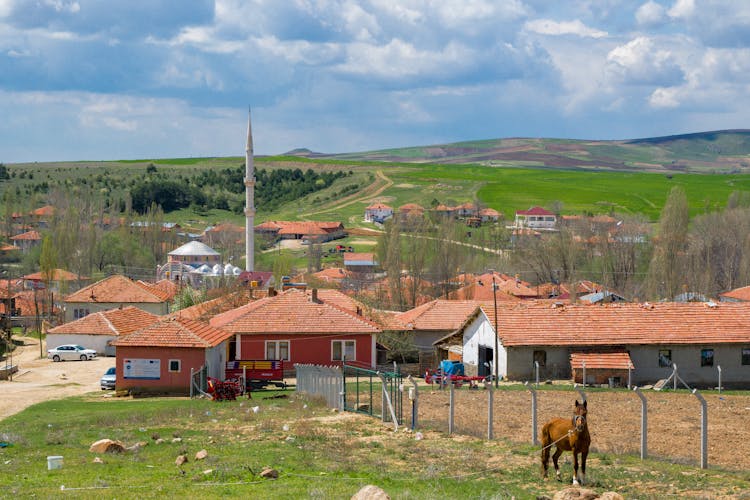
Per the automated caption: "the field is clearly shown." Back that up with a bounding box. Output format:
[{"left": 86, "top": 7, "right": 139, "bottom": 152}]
[{"left": 2, "top": 389, "right": 750, "bottom": 499}]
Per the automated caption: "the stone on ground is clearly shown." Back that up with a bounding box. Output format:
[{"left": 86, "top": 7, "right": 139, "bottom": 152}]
[{"left": 351, "top": 484, "right": 390, "bottom": 500}]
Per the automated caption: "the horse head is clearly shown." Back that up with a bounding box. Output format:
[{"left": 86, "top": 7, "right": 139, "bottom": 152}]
[{"left": 573, "top": 400, "right": 588, "bottom": 432}]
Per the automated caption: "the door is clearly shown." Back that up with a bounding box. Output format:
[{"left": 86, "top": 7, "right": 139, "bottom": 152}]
[{"left": 478, "top": 346, "right": 493, "bottom": 377}]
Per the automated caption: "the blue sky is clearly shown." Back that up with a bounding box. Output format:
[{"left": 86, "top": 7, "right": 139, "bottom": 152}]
[{"left": 2, "top": 0, "right": 749, "bottom": 162}]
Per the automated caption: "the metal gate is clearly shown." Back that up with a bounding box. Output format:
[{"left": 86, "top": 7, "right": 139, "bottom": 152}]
[{"left": 342, "top": 361, "right": 403, "bottom": 425}]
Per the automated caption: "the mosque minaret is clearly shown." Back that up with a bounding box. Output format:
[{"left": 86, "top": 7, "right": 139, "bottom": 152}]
[{"left": 244, "top": 108, "right": 255, "bottom": 272}]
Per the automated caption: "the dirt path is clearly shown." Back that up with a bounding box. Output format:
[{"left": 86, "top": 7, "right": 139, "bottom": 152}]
[
  {"left": 0, "top": 337, "right": 110, "bottom": 421},
  {"left": 301, "top": 170, "right": 393, "bottom": 218}
]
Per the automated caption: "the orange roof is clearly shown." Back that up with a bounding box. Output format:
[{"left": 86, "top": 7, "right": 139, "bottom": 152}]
[
  {"left": 479, "top": 208, "right": 501, "bottom": 216},
  {"left": 0, "top": 244, "right": 18, "bottom": 252},
  {"left": 10, "top": 230, "right": 42, "bottom": 241},
  {"left": 480, "top": 301, "right": 750, "bottom": 346},
  {"left": 344, "top": 252, "right": 375, "bottom": 262},
  {"left": 448, "top": 282, "right": 521, "bottom": 301},
  {"left": 366, "top": 203, "right": 392, "bottom": 210},
  {"left": 112, "top": 316, "right": 233, "bottom": 348},
  {"left": 32, "top": 205, "right": 55, "bottom": 217},
  {"left": 277, "top": 221, "right": 342, "bottom": 236},
  {"left": 719, "top": 285, "right": 750, "bottom": 302},
  {"left": 570, "top": 351, "right": 634, "bottom": 369},
  {"left": 23, "top": 269, "right": 83, "bottom": 281},
  {"left": 65, "top": 275, "right": 170, "bottom": 303},
  {"left": 47, "top": 306, "right": 159, "bottom": 336},
  {"left": 136, "top": 279, "right": 179, "bottom": 301},
  {"left": 399, "top": 203, "right": 424, "bottom": 212},
  {"left": 394, "top": 300, "right": 479, "bottom": 331},
  {"left": 311, "top": 267, "right": 352, "bottom": 282},
  {"left": 210, "top": 288, "right": 380, "bottom": 334},
  {"left": 169, "top": 289, "right": 262, "bottom": 322},
  {"left": 305, "top": 288, "right": 366, "bottom": 315}
]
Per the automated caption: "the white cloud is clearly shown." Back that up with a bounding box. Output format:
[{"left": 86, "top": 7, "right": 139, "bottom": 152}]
[
  {"left": 668, "top": 0, "right": 695, "bottom": 19},
  {"left": 0, "top": 0, "right": 13, "bottom": 18},
  {"left": 636, "top": 1, "right": 666, "bottom": 26},
  {"left": 649, "top": 87, "right": 680, "bottom": 107},
  {"left": 606, "top": 37, "right": 683, "bottom": 85},
  {"left": 524, "top": 19, "right": 608, "bottom": 38}
]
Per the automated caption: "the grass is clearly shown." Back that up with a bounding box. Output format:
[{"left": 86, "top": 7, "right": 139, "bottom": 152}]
[{"left": 1, "top": 391, "right": 749, "bottom": 499}]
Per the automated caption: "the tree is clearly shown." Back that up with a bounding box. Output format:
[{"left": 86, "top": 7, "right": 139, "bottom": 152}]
[{"left": 646, "top": 186, "right": 689, "bottom": 299}]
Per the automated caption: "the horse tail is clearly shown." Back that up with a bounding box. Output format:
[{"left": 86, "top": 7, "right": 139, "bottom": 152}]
[{"left": 540, "top": 422, "right": 552, "bottom": 474}]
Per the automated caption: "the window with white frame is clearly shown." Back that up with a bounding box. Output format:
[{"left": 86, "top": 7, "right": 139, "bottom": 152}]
[
  {"left": 265, "top": 340, "right": 290, "bottom": 361},
  {"left": 168, "top": 359, "right": 181, "bottom": 372},
  {"left": 332, "top": 340, "right": 356, "bottom": 361},
  {"left": 74, "top": 308, "right": 90, "bottom": 319}
]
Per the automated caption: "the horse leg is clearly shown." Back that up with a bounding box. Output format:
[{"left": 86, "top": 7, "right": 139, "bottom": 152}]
[
  {"left": 541, "top": 444, "right": 550, "bottom": 479},
  {"left": 580, "top": 448, "right": 588, "bottom": 485},
  {"left": 552, "top": 447, "right": 563, "bottom": 481},
  {"left": 572, "top": 449, "right": 580, "bottom": 486}
]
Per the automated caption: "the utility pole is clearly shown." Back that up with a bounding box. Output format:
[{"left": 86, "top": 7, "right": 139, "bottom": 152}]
[{"left": 492, "top": 274, "right": 499, "bottom": 388}]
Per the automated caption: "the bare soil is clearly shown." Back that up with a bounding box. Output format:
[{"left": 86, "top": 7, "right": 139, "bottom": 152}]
[
  {"left": 0, "top": 337, "right": 110, "bottom": 420},
  {"left": 417, "top": 386, "right": 750, "bottom": 472}
]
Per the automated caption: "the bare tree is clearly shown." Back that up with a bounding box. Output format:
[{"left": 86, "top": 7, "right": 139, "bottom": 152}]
[{"left": 646, "top": 187, "right": 689, "bottom": 299}]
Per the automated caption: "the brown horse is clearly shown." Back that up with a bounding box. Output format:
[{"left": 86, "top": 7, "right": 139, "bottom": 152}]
[{"left": 541, "top": 400, "right": 590, "bottom": 486}]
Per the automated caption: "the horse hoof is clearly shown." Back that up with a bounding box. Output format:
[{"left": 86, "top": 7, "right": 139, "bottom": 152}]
[{"left": 572, "top": 479, "right": 580, "bottom": 486}]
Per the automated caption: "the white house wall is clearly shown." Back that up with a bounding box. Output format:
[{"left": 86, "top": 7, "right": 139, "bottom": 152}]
[
  {"left": 461, "top": 311, "right": 508, "bottom": 378},
  {"left": 205, "top": 344, "right": 227, "bottom": 380}
]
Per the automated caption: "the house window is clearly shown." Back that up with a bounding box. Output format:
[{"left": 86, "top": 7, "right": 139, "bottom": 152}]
[
  {"left": 658, "top": 349, "right": 672, "bottom": 367},
  {"left": 168, "top": 359, "right": 181, "bottom": 373},
  {"left": 742, "top": 348, "right": 750, "bottom": 365},
  {"left": 533, "top": 350, "right": 546, "bottom": 367},
  {"left": 701, "top": 349, "right": 714, "bottom": 367},
  {"left": 265, "top": 340, "right": 290, "bottom": 361},
  {"left": 332, "top": 340, "right": 356, "bottom": 361},
  {"left": 74, "top": 308, "right": 90, "bottom": 319}
]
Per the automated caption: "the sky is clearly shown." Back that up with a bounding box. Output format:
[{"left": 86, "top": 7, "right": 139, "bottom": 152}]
[{"left": 1, "top": 0, "right": 750, "bottom": 162}]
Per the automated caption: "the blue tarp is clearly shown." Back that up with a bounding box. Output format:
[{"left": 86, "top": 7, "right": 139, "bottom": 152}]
[{"left": 440, "top": 360, "right": 465, "bottom": 376}]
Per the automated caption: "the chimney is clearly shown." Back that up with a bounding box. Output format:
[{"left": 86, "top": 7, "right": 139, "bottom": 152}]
[
  {"left": 268, "top": 286, "right": 275, "bottom": 297},
  {"left": 356, "top": 306, "right": 362, "bottom": 316},
  {"left": 311, "top": 288, "right": 320, "bottom": 303}
]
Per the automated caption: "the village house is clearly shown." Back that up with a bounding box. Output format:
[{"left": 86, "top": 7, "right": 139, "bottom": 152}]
[
  {"left": 111, "top": 316, "right": 234, "bottom": 394},
  {"left": 209, "top": 288, "right": 381, "bottom": 371},
  {"left": 719, "top": 285, "right": 750, "bottom": 302},
  {"left": 364, "top": 202, "right": 394, "bottom": 223},
  {"left": 46, "top": 306, "right": 159, "bottom": 356},
  {"left": 254, "top": 221, "right": 345, "bottom": 243},
  {"left": 343, "top": 252, "right": 379, "bottom": 274},
  {"left": 63, "top": 274, "right": 174, "bottom": 322},
  {"left": 514, "top": 206, "right": 557, "bottom": 230},
  {"left": 434, "top": 301, "right": 750, "bottom": 388},
  {"left": 10, "top": 230, "right": 42, "bottom": 252}
]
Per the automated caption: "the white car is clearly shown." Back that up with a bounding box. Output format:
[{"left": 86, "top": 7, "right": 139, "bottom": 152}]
[{"left": 47, "top": 344, "right": 97, "bottom": 362}]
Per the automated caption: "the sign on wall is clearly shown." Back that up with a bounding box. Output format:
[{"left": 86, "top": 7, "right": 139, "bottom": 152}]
[{"left": 123, "top": 358, "right": 161, "bottom": 380}]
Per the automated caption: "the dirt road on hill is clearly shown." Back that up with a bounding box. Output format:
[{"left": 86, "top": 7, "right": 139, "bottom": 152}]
[{"left": 0, "top": 337, "right": 109, "bottom": 421}]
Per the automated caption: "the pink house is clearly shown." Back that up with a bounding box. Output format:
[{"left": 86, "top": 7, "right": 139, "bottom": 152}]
[{"left": 210, "top": 288, "right": 381, "bottom": 370}]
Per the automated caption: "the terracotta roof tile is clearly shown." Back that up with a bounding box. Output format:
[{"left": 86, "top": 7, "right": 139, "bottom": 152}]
[
  {"left": 23, "top": 269, "right": 83, "bottom": 281},
  {"left": 112, "top": 316, "right": 233, "bottom": 348},
  {"left": 480, "top": 301, "right": 750, "bottom": 346},
  {"left": 395, "top": 300, "right": 479, "bottom": 331},
  {"left": 719, "top": 285, "right": 750, "bottom": 302},
  {"left": 47, "top": 306, "right": 159, "bottom": 336},
  {"left": 570, "top": 351, "right": 634, "bottom": 369},
  {"left": 209, "top": 288, "right": 380, "bottom": 334},
  {"left": 11, "top": 230, "right": 42, "bottom": 241},
  {"left": 516, "top": 206, "right": 555, "bottom": 216},
  {"left": 65, "top": 275, "right": 169, "bottom": 303}
]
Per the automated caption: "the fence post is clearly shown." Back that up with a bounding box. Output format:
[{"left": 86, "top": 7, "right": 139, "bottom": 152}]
[
  {"left": 486, "top": 379, "right": 494, "bottom": 440},
  {"left": 190, "top": 367, "right": 194, "bottom": 398},
  {"left": 717, "top": 365, "right": 722, "bottom": 394},
  {"left": 627, "top": 362, "right": 632, "bottom": 390},
  {"left": 582, "top": 361, "right": 586, "bottom": 388},
  {"left": 534, "top": 361, "right": 540, "bottom": 387},
  {"left": 448, "top": 381, "right": 455, "bottom": 435},
  {"left": 633, "top": 386, "right": 647, "bottom": 459},
  {"left": 378, "top": 372, "right": 399, "bottom": 432},
  {"left": 692, "top": 388, "right": 708, "bottom": 469},
  {"left": 407, "top": 375, "right": 419, "bottom": 430},
  {"left": 673, "top": 363, "right": 678, "bottom": 391},
  {"left": 524, "top": 381, "right": 537, "bottom": 445}
]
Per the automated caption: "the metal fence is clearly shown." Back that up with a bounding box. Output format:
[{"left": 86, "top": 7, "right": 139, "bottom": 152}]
[
  {"left": 190, "top": 365, "right": 209, "bottom": 398},
  {"left": 295, "top": 364, "right": 344, "bottom": 410},
  {"left": 342, "top": 362, "right": 403, "bottom": 428}
]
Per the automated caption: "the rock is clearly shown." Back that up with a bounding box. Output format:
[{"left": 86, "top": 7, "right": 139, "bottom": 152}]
[
  {"left": 260, "top": 467, "right": 278, "bottom": 479},
  {"left": 598, "top": 494, "right": 624, "bottom": 500},
  {"left": 195, "top": 449, "right": 208, "bottom": 460},
  {"left": 151, "top": 433, "right": 160, "bottom": 441},
  {"left": 172, "top": 437, "right": 182, "bottom": 443},
  {"left": 536, "top": 496, "right": 553, "bottom": 500},
  {"left": 155, "top": 438, "right": 165, "bottom": 445},
  {"left": 89, "top": 439, "right": 126, "bottom": 454},
  {"left": 92, "top": 457, "right": 104, "bottom": 464},
  {"left": 553, "top": 488, "right": 599, "bottom": 500},
  {"left": 641, "top": 385, "right": 654, "bottom": 390},
  {"left": 175, "top": 455, "right": 188, "bottom": 466},
  {"left": 351, "top": 484, "right": 390, "bottom": 500},
  {"left": 203, "top": 469, "right": 213, "bottom": 475},
  {"left": 126, "top": 441, "right": 148, "bottom": 453}
]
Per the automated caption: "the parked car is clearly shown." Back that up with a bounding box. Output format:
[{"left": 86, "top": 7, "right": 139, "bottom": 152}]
[
  {"left": 100, "top": 367, "right": 116, "bottom": 390},
  {"left": 47, "top": 344, "right": 97, "bottom": 362}
]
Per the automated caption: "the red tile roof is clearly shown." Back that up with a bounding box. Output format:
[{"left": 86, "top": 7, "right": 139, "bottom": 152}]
[
  {"left": 448, "top": 282, "right": 522, "bottom": 301},
  {"left": 719, "top": 285, "right": 750, "bottom": 302},
  {"left": 570, "top": 351, "right": 633, "bottom": 369},
  {"left": 305, "top": 288, "right": 365, "bottom": 315},
  {"left": 516, "top": 206, "right": 555, "bottom": 216},
  {"left": 23, "top": 269, "right": 83, "bottom": 281},
  {"left": 394, "top": 300, "right": 479, "bottom": 331},
  {"left": 112, "top": 316, "right": 233, "bottom": 348},
  {"left": 169, "top": 290, "right": 261, "bottom": 322},
  {"left": 32, "top": 205, "right": 55, "bottom": 217},
  {"left": 480, "top": 301, "right": 750, "bottom": 346},
  {"left": 311, "top": 267, "right": 352, "bottom": 282},
  {"left": 366, "top": 203, "right": 393, "bottom": 210},
  {"left": 11, "top": 230, "right": 42, "bottom": 241},
  {"left": 47, "top": 306, "right": 159, "bottom": 336},
  {"left": 65, "top": 275, "right": 170, "bottom": 303},
  {"left": 399, "top": 203, "right": 424, "bottom": 212},
  {"left": 209, "top": 288, "right": 380, "bottom": 334},
  {"left": 136, "top": 279, "right": 179, "bottom": 301}
]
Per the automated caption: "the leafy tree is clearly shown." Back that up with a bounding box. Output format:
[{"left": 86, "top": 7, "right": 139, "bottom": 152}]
[{"left": 646, "top": 186, "right": 689, "bottom": 299}]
